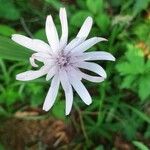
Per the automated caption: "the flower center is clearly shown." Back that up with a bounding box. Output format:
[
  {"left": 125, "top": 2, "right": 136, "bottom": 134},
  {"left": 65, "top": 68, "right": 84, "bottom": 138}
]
[{"left": 56, "top": 52, "right": 70, "bottom": 67}]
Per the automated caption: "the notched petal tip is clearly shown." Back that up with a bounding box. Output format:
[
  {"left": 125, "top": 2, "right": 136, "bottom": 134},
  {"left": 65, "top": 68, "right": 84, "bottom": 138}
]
[
  {"left": 42, "top": 106, "right": 49, "bottom": 112},
  {"left": 65, "top": 110, "right": 70, "bottom": 116}
]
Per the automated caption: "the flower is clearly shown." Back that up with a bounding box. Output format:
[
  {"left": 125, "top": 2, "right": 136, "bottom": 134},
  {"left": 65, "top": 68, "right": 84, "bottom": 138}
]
[{"left": 11, "top": 8, "right": 115, "bottom": 115}]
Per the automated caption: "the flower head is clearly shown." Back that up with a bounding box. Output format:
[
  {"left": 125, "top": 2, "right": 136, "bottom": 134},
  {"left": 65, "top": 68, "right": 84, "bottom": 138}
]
[{"left": 12, "top": 8, "right": 115, "bottom": 115}]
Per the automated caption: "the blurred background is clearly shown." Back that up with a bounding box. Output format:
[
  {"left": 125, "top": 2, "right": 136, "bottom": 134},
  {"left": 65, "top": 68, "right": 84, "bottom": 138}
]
[{"left": 0, "top": 0, "right": 150, "bottom": 149}]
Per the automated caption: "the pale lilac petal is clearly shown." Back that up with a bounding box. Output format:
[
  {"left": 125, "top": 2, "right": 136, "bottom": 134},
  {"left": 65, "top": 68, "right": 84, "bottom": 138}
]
[
  {"left": 66, "top": 66, "right": 82, "bottom": 80},
  {"left": 16, "top": 66, "right": 49, "bottom": 81},
  {"left": 12, "top": 34, "right": 51, "bottom": 53},
  {"left": 68, "top": 68, "right": 92, "bottom": 105},
  {"left": 71, "top": 37, "right": 107, "bottom": 54},
  {"left": 64, "top": 38, "right": 84, "bottom": 53},
  {"left": 59, "top": 8, "right": 68, "bottom": 49},
  {"left": 46, "top": 66, "right": 57, "bottom": 81},
  {"left": 80, "top": 52, "right": 116, "bottom": 61},
  {"left": 75, "top": 61, "right": 107, "bottom": 78},
  {"left": 64, "top": 17, "right": 93, "bottom": 53},
  {"left": 29, "top": 52, "right": 53, "bottom": 67},
  {"left": 79, "top": 71, "right": 105, "bottom": 83},
  {"left": 43, "top": 74, "right": 60, "bottom": 111},
  {"left": 29, "top": 57, "right": 38, "bottom": 67},
  {"left": 46, "top": 15, "right": 59, "bottom": 51},
  {"left": 76, "top": 17, "right": 93, "bottom": 40},
  {"left": 59, "top": 69, "right": 73, "bottom": 115}
]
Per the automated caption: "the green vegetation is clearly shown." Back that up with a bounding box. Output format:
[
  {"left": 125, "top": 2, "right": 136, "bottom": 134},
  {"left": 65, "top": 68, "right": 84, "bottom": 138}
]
[{"left": 0, "top": 0, "right": 150, "bottom": 149}]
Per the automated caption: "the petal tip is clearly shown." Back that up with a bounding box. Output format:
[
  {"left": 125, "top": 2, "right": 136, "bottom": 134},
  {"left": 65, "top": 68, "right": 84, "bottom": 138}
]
[{"left": 42, "top": 106, "right": 49, "bottom": 112}]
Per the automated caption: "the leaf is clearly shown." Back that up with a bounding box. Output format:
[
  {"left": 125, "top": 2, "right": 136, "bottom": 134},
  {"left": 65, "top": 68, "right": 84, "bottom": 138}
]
[
  {"left": 34, "top": 29, "right": 47, "bottom": 42},
  {"left": 133, "top": 141, "right": 149, "bottom": 150},
  {"left": 133, "top": 23, "right": 150, "bottom": 41},
  {"left": 0, "top": 36, "right": 32, "bottom": 61},
  {"left": 45, "top": 0, "right": 62, "bottom": 10},
  {"left": 0, "top": 0, "right": 20, "bottom": 20},
  {"left": 133, "top": 0, "right": 150, "bottom": 16},
  {"left": 52, "top": 101, "right": 65, "bottom": 119},
  {"left": 138, "top": 76, "right": 150, "bottom": 101},
  {"left": 86, "top": 0, "right": 103, "bottom": 14},
  {"left": 116, "top": 44, "right": 145, "bottom": 75},
  {"left": 0, "top": 24, "right": 16, "bottom": 36},
  {"left": 95, "top": 13, "right": 110, "bottom": 33},
  {"left": 123, "top": 104, "right": 150, "bottom": 124},
  {"left": 70, "top": 11, "right": 92, "bottom": 27},
  {"left": 121, "top": 75, "right": 135, "bottom": 89},
  {"left": 0, "top": 144, "right": 5, "bottom": 150}
]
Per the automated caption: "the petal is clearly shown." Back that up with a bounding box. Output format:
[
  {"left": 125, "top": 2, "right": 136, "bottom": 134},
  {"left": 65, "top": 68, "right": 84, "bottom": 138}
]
[
  {"left": 16, "top": 66, "right": 49, "bottom": 81},
  {"left": 46, "top": 66, "right": 57, "bottom": 81},
  {"left": 64, "top": 17, "right": 93, "bottom": 53},
  {"left": 76, "top": 16, "right": 93, "bottom": 40},
  {"left": 79, "top": 71, "right": 105, "bottom": 83},
  {"left": 29, "top": 52, "right": 53, "bottom": 67},
  {"left": 68, "top": 68, "right": 92, "bottom": 105},
  {"left": 12, "top": 34, "right": 51, "bottom": 53},
  {"left": 80, "top": 52, "right": 116, "bottom": 61},
  {"left": 59, "top": 69, "right": 73, "bottom": 115},
  {"left": 46, "top": 15, "right": 59, "bottom": 51},
  {"left": 64, "top": 37, "right": 84, "bottom": 52},
  {"left": 71, "top": 37, "right": 107, "bottom": 54},
  {"left": 59, "top": 8, "right": 68, "bottom": 49},
  {"left": 75, "top": 61, "right": 107, "bottom": 78},
  {"left": 43, "top": 74, "right": 60, "bottom": 111}
]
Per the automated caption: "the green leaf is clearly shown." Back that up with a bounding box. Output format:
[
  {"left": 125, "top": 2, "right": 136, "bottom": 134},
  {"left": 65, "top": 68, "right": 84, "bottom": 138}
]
[
  {"left": 52, "top": 101, "right": 65, "bottom": 119},
  {"left": 0, "top": 0, "right": 20, "bottom": 20},
  {"left": 45, "top": 0, "right": 62, "bottom": 10},
  {"left": 133, "top": 23, "right": 150, "bottom": 41},
  {"left": 0, "top": 24, "right": 16, "bottom": 36},
  {"left": 123, "top": 104, "right": 150, "bottom": 124},
  {"left": 116, "top": 44, "right": 145, "bottom": 75},
  {"left": 121, "top": 75, "right": 135, "bottom": 89},
  {"left": 0, "top": 144, "right": 5, "bottom": 150},
  {"left": 133, "top": 0, "right": 150, "bottom": 16},
  {"left": 133, "top": 141, "right": 149, "bottom": 150},
  {"left": 0, "top": 36, "right": 32, "bottom": 61},
  {"left": 86, "top": 0, "right": 103, "bottom": 14},
  {"left": 95, "top": 13, "right": 110, "bottom": 32},
  {"left": 70, "top": 11, "right": 92, "bottom": 27},
  {"left": 138, "top": 76, "right": 150, "bottom": 101},
  {"left": 34, "top": 29, "right": 47, "bottom": 42}
]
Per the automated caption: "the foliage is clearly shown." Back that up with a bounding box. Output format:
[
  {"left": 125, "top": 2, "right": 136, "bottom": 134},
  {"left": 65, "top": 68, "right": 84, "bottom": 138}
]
[{"left": 0, "top": 0, "right": 150, "bottom": 149}]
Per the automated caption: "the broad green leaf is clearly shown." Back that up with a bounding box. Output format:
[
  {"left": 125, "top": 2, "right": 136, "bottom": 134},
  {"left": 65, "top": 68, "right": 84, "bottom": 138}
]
[
  {"left": 121, "top": 75, "right": 135, "bottom": 89},
  {"left": 116, "top": 62, "right": 136, "bottom": 75},
  {"left": 52, "top": 101, "right": 65, "bottom": 119},
  {"left": 70, "top": 11, "right": 92, "bottom": 27},
  {"left": 133, "top": 23, "right": 150, "bottom": 41},
  {"left": 95, "top": 13, "right": 110, "bottom": 32},
  {"left": 0, "top": 25, "right": 16, "bottom": 36},
  {"left": 0, "top": 36, "right": 32, "bottom": 61},
  {"left": 45, "top": 0, "right": 62, "bottom": 10},
  {"left": 138, "top": 76, "right": 150, "bottom": 101},
  {"left": 133, "top": 0, "right": 150, "bottom": 16},
  {"left": 133, "top": 141, "right": 149, "bottom": 150},
  {"left": 0, "top": 144, "right": 4, "bottom": 150},
  {"left": 0, "top": 0, "right": 20, "bottom": 20},
  {"left": 86, "top": 0, "right": 103, "bottom": 14},
  {"left": 116, "top": 44, "right": 145, "bottom": 75}
]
